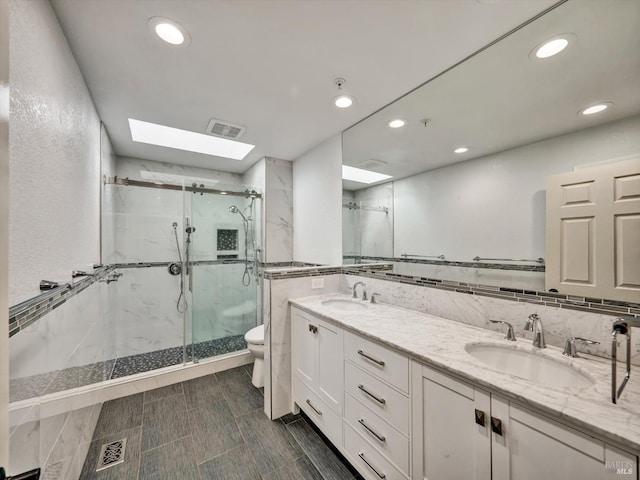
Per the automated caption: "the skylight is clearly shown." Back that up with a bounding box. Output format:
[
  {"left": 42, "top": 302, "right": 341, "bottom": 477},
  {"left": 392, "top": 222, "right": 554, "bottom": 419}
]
[
  {"left": 128, "top": 118, "right": 255, "bottom": 160},
  {"left": 342, "top": 165, "right": 392, "bottom": 184}
]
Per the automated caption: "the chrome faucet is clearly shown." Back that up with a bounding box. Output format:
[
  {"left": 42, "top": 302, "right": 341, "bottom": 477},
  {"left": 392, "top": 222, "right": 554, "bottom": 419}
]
[
  {"left": 562, "top": 337, "right": 599, "bottom": 357},
  {"left": 352, "top": 281, "right": 367, "bottom": 301},
  {"left": 489, "top": 320, "right": 516, "bottom": 341},
  {"left": 524, "top": 313, "right": 545, "bottom": 348}
]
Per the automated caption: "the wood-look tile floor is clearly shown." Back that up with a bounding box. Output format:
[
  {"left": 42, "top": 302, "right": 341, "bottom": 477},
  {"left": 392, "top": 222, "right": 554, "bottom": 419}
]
[{"left": 79, "top": 365, "right": 362, "bottom": 480}]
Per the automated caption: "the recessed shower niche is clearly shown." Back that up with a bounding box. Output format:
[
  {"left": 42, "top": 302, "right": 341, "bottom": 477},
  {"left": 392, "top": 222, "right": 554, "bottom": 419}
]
[{"left": 217, "top": 228, "right": 239, "bottom": 259}]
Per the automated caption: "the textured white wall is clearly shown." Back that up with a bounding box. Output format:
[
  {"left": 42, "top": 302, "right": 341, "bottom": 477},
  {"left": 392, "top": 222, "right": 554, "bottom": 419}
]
[
  {"left": 7, "top": 1, "right": 109, "bottom": 475},
  {"left": 9, "top": 0, "right": 102, "bottom": 306},
  {"left": 293, "top": 134, "right": 342, "bottom": 265},
  {"left": 394, "top": 115, "right": 640, "bottom": 264},
  {"left": 0, "top": 0, "right": 9, "bottom": 467}
]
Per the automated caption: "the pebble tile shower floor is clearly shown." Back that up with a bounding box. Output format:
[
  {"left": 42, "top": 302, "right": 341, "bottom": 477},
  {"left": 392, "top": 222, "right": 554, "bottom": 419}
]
[
  {"left": 79, "top": 365, "right": 363, "bottom": 480},
  {"left": 10, "top": 335, "right": 248, "bottom": 402}
]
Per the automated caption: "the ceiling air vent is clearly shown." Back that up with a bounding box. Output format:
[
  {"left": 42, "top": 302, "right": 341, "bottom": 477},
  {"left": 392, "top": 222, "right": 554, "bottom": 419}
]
[
  {"left": 206, "top": 118, "right": 247, "bottom": 139},
  {"left": 356, "top": 159, "right": 387, "bottom": 170}
]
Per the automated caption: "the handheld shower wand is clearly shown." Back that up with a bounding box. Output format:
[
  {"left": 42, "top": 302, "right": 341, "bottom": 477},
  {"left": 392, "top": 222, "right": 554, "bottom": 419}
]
[
  {"left": 229, "top": 204, "right": 255, "bottom": 286},
  {"left": 172, "top": 222, "right": 188, "bottom": 313}
]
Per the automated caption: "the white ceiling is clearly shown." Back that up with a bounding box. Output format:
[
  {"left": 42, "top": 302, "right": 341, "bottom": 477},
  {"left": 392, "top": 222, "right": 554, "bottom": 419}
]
[
  {"left": 342, "top": 0, "right": 640, "bottom": 190},
  {"left": 50, "top": 0, "right": 557, "bottom": 173}
]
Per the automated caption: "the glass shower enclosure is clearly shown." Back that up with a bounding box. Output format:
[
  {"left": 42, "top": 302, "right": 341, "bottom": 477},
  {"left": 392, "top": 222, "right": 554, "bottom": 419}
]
[
  {"left": 186, "top": 183, "right": 262, "bottom": 362},
  {"left": 99, "top": 178, "right": 261, "bottom": 379}
]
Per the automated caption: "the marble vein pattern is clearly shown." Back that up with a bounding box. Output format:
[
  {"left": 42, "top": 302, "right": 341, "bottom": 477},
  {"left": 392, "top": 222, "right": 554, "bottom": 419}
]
[
  {"left": 343, "top": 275, "right": 640, "bottom": 366},
  {"left": 265, "top": 275, "right": 343, "bottom": 419},
  {"left": 264, "top": 158, "right": 294, "bottom": 264},
  {"left": 290, "top": 292, "right": 640, "bottom": 453}
]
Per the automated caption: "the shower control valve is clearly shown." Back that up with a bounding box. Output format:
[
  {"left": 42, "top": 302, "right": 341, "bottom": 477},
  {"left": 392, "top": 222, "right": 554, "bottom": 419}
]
[{"left": 168, "top": 263, "right": 182, "bottom": 276}]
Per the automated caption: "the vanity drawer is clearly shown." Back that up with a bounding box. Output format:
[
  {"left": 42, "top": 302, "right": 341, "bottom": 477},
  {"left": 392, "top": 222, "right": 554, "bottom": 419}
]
[
  {"left": 345, "top": 362, "right": 409, "bottom": 436},
  {"left": 293, "top": 376, "right": 342, "bottom": 447},
  {"left": 345, "top": 392, "right": 409, "bottom": 475},
  {"left": 344, "top": 330, "right": 409, "bottom": 393},
  {"left": 344, "top": 422, "right": 408, "bottom": 480}
]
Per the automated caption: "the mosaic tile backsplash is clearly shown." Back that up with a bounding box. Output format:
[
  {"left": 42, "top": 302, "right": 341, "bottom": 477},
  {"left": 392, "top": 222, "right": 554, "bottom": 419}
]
[{"left": 217, "top": 229, "right": 238, "bottom": 251}]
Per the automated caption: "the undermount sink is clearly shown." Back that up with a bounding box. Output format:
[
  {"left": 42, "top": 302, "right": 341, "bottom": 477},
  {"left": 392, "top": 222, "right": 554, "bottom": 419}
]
[
  {"left": 320, "top": 298, "right": 368, "bottom": 311},
  {"left": 465, "top": 343, "right": 594, "bottom": 389}
]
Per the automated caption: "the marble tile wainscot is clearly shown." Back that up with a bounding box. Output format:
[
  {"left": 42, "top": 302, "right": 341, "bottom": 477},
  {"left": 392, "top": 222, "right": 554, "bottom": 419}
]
[
  {"left": 345, "top": 268, "right": 640, "bottom": 317},
  {"left": 8, "top": 266, "right": 115, "bottom": 337}
]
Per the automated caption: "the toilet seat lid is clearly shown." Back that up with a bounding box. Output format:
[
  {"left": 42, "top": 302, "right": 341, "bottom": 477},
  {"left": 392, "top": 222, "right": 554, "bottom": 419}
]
[{"left": 245, "top": 324, "right": 265, "bottom": 344}]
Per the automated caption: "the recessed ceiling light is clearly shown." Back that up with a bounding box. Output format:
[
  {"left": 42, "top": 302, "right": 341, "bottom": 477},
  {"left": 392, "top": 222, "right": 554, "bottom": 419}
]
[
  {"left": 148, "top": 17, "right": 191, "bottom": 46},
  {"left": 388, "top": 119, "right": 406, "bottom": 129},
  {"left": 531, "top": 34, "right": 574, "bottom": 59},
  {"left": 333, "top": 78, "right": 355, "bottom": 109},
  {"left": 454, "top": 147, "right": 469, "bottom": 154},
  {"left": 128, "top": 118, "right": 255, "bottom": 160},
  {"left": 220, "top": 191, "right": 228, "bottom": 195},
  {"left": 579, "top": 103, "right": 612, "bottom": 116},
  {"left": 342, "top": 165, "right": 392, "bottom": 184},
  {"left": 334, "top": 95, "right": 355, "bottom": 108}
]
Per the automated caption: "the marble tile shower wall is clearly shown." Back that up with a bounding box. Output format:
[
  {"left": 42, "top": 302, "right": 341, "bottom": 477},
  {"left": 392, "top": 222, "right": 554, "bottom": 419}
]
[
  {"left": 9, "top": 281, "right": 115, "bottom": 401},
  {"left": 391, "top": 261, "right": 546, "bottom": 291},
  {"left": 107, "top": 181, "right": 258, "bottom": 359},
  {"left": 8, "top": 280, "right": 113, "bottom": 478},
  {"left": 263, "top": 158, "right": 294, "bottom": 263},
  {"left": 264, "top": 274, "right": 343, "bottom": 420},
  {"left": 354, "top": 183, "right": 394, "bottom": 258},
  {"left": 191, "top": 264, "right": 259, "bottom": 344},
  {"left": 344, "top": 274, "right": 640, "bottom": 366},
  {"left": 113, "top": 268, "right": 183, "bottom": 358}
]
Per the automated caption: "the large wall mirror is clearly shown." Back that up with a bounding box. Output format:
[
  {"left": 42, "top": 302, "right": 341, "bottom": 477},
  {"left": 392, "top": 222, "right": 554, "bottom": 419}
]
[{"left": 342, "top": 0, "right": 640, "bottom": 297}]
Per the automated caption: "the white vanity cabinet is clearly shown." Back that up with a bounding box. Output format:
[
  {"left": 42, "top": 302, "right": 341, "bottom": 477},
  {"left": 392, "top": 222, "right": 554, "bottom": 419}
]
[
  {"left": 413, "top": 363, "right": 638, "bottom": 480},
  {"left": 291, "top": 307, "right": 344, "bottom": 445},
  {"left": 290, "top": 301, "right": 638, "bottom": 480},
  {"left": 343, "top": 330, "right": 411, "bottom": 480}
]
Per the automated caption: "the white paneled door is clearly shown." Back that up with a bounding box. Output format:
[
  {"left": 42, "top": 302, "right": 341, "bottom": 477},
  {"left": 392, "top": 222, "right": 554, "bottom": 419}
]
[{"left": 546, "top": 157, "right": 640, "bottom": 302}]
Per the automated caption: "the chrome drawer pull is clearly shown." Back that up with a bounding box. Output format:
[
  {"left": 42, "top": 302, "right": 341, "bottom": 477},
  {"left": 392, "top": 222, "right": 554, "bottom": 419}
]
[
  {"left": 358, "top": 418, "right": 386, "bottom": 442},
  {"left": 357, "top": 349, "right": 385, "bottom": 367},
  {"left": 358, "top": 451, "right": 386, "bottom": 479},
  {"left": 358, "top": 384, "right": 386, "bottom": 404},
  {"left": 306, "top": 399, "right": 322, "bottom": 416}
]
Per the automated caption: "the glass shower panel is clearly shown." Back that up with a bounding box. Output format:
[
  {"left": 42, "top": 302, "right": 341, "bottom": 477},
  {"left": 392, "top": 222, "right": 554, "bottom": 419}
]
[{"left": 188, "top": 186, "right": 261, "bottom": 362}]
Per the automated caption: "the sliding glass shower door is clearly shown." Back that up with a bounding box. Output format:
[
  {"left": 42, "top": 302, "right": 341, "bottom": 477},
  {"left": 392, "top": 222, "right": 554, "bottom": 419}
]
[{"left": 186, "top": 184, "right": 261, "bottom": 362}]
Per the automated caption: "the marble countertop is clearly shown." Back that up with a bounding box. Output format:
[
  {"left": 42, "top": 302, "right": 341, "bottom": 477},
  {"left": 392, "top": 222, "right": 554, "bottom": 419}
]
[{"left": 289, "top": 293, "right": 640, "bottom": 454}]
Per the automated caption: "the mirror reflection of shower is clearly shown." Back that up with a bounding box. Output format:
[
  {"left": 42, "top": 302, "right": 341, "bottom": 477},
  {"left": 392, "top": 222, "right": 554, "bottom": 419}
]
[{"left": 229, "top": 198, "right": 257, "bottom": 286}]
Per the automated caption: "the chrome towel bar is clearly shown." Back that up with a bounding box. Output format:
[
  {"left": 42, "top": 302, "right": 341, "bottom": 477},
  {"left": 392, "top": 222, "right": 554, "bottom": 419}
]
[
  {"left": 612, "top": 317, "right": 640, "bottom": 404},
  {"left": 473, "top": 256, "right": 544, "bottom": 264}
]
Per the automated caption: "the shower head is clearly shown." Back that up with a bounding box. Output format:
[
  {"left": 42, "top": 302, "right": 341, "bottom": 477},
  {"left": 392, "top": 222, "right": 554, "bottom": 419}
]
[
  {"left": 229, "top": 205, "right": 248, "bottom": 221},
  {"left": 186, "top": 226, "right": 196, "bottom": 234},
  {"left": 172, "top": 222, "right": 178, "bottom": 229}
]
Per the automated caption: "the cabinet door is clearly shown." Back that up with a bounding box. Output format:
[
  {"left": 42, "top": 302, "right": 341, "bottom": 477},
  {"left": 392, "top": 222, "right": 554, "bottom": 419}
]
[
  {"left": 317, "top": 318, "right": 344, "bottom": 414},
  {"left": 491, "top": 399, "right": 638, "bottom": 480},
  {"left": 416, "top": 365, "right": 491, "bottom": 480},
  {"left": 292, "top": 308, "right": 318, "bottom": 387}
]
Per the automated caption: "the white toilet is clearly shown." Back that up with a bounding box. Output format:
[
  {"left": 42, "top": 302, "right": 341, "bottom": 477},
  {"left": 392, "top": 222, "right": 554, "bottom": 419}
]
[{"left": 245, "top": 324, "right": 265, "bottom": 388}]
